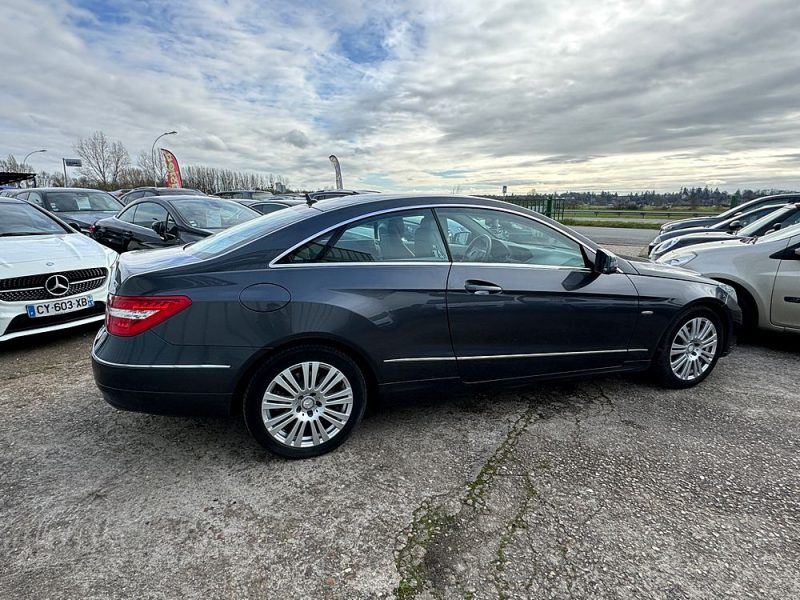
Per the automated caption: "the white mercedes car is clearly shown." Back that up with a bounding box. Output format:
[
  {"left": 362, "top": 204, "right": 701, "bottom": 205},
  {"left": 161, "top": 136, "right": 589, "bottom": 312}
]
[
  {"left": 0, "top": 197, "right": 117, "bottom": 342},
  {"left": 658, "top": 223, "right": 800, "bottom": 333}
]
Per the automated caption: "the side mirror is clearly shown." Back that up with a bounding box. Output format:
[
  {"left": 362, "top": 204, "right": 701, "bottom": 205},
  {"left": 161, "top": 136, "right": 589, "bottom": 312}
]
[
  {"left": 794, "top": 248, "right": 800, "bottom": 258},
  {"left": 728, "top": 220, "right": 742, "bottom": 231},
  {"left": 152, "top": 220, "right": 169, "bottom": 239},
  {"left": 593, "top": 248, "right": 619, "bottom": 274},
  {"left": 67, "top": 222, "right": 82, "bottom": 231}
]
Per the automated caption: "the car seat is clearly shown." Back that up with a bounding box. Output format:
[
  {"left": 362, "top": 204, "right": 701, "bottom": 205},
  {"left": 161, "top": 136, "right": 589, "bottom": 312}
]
[{"left": 378, "top": 218, "right": 414, "bottom": 259}]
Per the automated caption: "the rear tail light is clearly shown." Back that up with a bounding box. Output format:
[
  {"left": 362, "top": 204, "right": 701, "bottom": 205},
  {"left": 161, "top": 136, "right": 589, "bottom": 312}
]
[
  {"left": 88, "top": 225, "right": 96, "bottom": 235},
  {"left": 106, "top": 294, "right": 192, "bottom": 337}
]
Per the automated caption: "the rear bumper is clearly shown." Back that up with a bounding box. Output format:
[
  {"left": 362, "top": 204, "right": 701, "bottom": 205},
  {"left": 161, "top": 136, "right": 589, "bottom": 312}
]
[{"left": 91, "top": 327, "right": 254, "bottom": 416}]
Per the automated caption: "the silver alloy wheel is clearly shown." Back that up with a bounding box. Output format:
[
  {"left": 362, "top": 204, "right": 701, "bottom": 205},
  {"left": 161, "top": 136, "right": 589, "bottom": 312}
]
[
  {"left": 669, "top": 316, "right": 718, "bottom": 381},
  {"left": 261, "top": 361, "right": 354, "bottom": 448}
]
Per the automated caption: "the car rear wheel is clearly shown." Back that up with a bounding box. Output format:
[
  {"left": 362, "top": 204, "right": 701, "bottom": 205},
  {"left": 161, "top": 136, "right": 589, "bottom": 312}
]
[
  {"left": 651, "top": 308, "right": 723, "bottom": 388},
  {"left": 243, "top": 346, "right": 367, "bottom": 458}
]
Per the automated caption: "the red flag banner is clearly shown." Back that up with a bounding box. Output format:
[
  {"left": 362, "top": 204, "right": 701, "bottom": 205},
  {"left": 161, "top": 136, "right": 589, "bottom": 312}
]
[{"left": 160, "top": 148, "right": 183, "bottom": 188}]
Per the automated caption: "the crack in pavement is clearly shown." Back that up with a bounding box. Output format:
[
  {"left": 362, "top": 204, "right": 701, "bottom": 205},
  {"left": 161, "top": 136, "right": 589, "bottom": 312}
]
[{"left": 392, "top": 383, "right": 622, "bottom": 599}]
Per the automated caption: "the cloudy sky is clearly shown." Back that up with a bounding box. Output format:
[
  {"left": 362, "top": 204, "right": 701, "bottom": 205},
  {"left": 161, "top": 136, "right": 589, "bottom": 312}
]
[{"left": 2, "top": 0, "right": 800, "bottom": 193}]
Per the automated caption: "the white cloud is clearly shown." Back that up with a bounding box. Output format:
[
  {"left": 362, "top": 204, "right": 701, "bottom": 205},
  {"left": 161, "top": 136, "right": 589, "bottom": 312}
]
[{"left": 2, "top": 0, "right": 799, "bottom": 192}]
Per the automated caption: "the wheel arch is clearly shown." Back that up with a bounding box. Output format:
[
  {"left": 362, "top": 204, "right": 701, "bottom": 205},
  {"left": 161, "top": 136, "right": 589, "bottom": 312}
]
[
  {"left": 654, "top": 298, "right": 732, "bottom": 361},
  {"left": 709, "top": 276, "right": 760, "bottom": 329},
  {"left": 229, "top": 333, "right": 380, "bottom": 414}
]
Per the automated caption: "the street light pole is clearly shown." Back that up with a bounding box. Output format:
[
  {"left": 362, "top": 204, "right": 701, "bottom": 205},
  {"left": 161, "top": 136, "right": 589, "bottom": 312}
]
[
  {"left": 21, "top": 149, "right": 46, "bottom": 188},
  {"left": 22, "top": 149, "right": 46, "bottom": 169},
  {"left": 150, "top": 131, "right": 177, "bottom": 186}
]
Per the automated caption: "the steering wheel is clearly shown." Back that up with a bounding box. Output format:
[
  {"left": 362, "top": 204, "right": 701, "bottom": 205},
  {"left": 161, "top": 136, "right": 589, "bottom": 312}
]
[{"left": 464, "top": 234, "right": 492, "bottom": 262}]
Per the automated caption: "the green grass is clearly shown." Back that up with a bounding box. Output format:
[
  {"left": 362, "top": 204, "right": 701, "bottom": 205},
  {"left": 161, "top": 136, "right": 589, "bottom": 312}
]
[{"left": 560, "top": 218, "right": 662, "bottom": 230}]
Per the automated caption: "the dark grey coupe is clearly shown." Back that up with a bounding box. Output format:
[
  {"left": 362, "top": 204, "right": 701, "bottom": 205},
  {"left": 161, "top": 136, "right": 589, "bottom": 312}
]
[{"left": 92, "top": 194, "right": 741, "bottom": 458}]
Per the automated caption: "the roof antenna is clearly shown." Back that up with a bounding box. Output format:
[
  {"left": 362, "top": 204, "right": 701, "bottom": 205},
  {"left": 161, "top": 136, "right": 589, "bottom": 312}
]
[{"left": 305, "top": 192, "right": 316, "bottom": 207}]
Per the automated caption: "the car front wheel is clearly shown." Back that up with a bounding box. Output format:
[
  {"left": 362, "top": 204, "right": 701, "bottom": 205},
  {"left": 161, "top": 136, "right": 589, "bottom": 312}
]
[
  {"left": 652, "top": 308, "right": 723, "bottom": 388},
  {"left": 243, "top": 346, "right": 367, "bottom": 458}
]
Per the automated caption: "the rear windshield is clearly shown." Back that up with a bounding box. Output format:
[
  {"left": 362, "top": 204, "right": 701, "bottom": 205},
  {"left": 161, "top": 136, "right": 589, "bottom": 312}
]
[
  {"left": 171, "top": 198, "right": 258, "bottom": 230},
  {"left": 186, "top": 203, "right": 317, "bottom": 259},
  {"left": 46, "top": 191, "right": 122, "bottom": 212}
]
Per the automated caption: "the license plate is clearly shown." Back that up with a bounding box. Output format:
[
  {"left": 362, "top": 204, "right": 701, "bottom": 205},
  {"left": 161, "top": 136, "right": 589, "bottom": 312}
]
[{"left": 26, "top": 296, "right": 95, "bottom": 318}]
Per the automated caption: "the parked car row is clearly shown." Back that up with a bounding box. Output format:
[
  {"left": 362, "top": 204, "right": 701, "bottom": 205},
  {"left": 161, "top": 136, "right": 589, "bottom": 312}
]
[
  {"left": 654, "top": 194, "right": 800, "bottom": 334},
  {"left": 649, "top": 194, "right": 800, "bottom": 258},
  {"left": 91, "top": 195, "right": 259, "bottom": 252},
  {"left": 0, "top": 187, "right": 264, "bottom": 342}
]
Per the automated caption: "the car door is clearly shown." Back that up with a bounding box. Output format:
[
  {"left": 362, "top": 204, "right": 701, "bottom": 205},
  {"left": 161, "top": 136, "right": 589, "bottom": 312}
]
[
  {"left": 771, "top": 233, "right": 800, "bottom": 331},
  {"left": 272, "top": 208, "right": 456, "bottom": 384},
  {"left": 93, "top": 204, "right": 139, "bottom": 252},
  {"left": 126, "top": 201, "right": 174, "bottom": 250},
  {"left": 436, "top": 206, "right": 641, "bottom": 383}
]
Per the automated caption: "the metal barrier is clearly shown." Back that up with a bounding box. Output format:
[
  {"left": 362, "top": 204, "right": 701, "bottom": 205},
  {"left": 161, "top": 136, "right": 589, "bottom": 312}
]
[{"left": 489, "top": 195, "right": 566, "bottom": 220}]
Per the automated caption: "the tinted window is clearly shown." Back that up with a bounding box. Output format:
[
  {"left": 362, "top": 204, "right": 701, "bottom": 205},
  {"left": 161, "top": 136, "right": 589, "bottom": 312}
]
[
  {"left": 436, "top": 207, "right": 586, "bottom": 268},
  {"left": 252, "top": 202, "right": 289, "bottom": 215},
  {"left": 123, "top": 190, "right": 146, "bottom": 203},
  {"left": 26, "top": 191, "right": 44, "bottom": 206},
  {"left": 282, "top": 209, "right": 447, "bottom": 263},
  {"left": 132, "top": 202, "right": 168, "bottom": 227},
  {"left": 0, "top": 202, "right": 69, "bottom": 235},
  {"left": 45, "top": 191, "right": 122, "bottom": 212},
  {"left": 171, "top": 198, "right": 257, "bottom": 230},
  {"left": 118, "top": 205, "right": 137, "bottom": 224},
  {"left": 187, "top": 204, "right": 313, "bottom": 259}
]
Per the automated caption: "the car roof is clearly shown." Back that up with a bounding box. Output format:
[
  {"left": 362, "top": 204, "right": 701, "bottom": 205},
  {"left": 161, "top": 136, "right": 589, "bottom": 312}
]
[
  {"left": 29, "top": 187, "right": 116, "bottom": 193},
  {"left": 137, "top": 194, "right": 213, "bottom": 202},
  {"left": 252, "top": 197, "right": 306, "bottom": 205}
]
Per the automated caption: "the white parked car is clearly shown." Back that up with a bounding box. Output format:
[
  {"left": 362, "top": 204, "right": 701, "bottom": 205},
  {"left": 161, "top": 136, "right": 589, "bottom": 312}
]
[
  {"left": 0, "top": 197, "right": 117, "bottom": 342},
  {"left": 658, "top": 224, "right": 800, "bottom": 333}
]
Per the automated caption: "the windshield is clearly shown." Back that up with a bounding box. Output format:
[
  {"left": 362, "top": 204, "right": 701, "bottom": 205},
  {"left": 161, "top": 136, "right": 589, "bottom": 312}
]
[
  {"left": 739, "top": 206, "right": 792, "bottom": 236},
  {"left": 754, "top": 221, "right": 800, "bottom": 243},
  {"left": 0, "top": 202, "right": 70, "bottom": 236},
  {"left": 171, "top": 198, "right": 259, "bottom": 231},
  {"left": 46, "top": 191, "right": 122, "bottom": 213},
  {"left": 187, "top": 204, "right": 316, "bottom": 259}
]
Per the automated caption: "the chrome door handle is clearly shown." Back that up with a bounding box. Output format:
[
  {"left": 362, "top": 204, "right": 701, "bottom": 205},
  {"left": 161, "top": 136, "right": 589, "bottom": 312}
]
[{"left": 465, "top": 281, "right": 503, "bottom": 295}]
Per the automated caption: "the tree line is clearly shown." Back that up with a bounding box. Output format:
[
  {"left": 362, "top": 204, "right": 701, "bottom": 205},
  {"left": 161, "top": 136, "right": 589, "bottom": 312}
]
[
  {"left": 2, "top": 130, "right": 290, "bottom": 193},
  {"left": 492, "top": 186, "right": 795, "bottom": 208}
]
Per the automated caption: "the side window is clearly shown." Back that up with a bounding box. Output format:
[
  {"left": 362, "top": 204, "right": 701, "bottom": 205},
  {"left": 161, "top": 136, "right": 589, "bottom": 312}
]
[
  {"left": 435, "top": 207, "right": 586, "bottom": 268},
  {"left": 118, "top": 206, "right": 137, "bottom": 223},
  {"left": 26, "top": 192, "right": 43, "bottom": 206},
  {"left": 254, "top": 203, "right": 286, "bottom": 215},
  {"left": 780, "top": 211, "right": 800, "bottom": 228},
  {"left": 132, "top": 202, "right": 169, "bottom": 228},
  {"left": 124, "top": 191, "right": 145, "bottom": 202},
  {"left": 281, "top": 209, "right": 448, "bottom": 264}
]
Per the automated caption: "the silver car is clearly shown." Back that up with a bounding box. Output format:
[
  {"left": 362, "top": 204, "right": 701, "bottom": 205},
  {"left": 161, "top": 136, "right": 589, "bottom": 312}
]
[{"left": 658, "top": 224, "right": 800, "bottom": 333}]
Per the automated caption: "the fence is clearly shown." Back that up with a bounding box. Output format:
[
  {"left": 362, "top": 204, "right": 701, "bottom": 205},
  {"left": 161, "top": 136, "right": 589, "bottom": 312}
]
[{"left": 485, "top": 195, "right": 566, "bottom": 220}]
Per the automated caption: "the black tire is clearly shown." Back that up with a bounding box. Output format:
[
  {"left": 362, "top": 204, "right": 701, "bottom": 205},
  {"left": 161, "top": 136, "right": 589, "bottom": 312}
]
[
  {"left": 651, "top": 307, "right": 723, "bottom": 389},
  {"left": 243, "top": 345, "right": 367, "bottom": 459}
]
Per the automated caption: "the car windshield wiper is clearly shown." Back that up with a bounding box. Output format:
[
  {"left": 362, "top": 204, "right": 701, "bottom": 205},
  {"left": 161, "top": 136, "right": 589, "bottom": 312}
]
[{"left": 0, "top": 231, "right": 59, "bottom": 237}]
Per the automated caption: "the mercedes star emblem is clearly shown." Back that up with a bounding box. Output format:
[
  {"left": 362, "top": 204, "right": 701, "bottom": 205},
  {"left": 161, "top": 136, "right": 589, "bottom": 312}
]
[{"left": 44, "top": 274, "right": 70, "bottom": 297}]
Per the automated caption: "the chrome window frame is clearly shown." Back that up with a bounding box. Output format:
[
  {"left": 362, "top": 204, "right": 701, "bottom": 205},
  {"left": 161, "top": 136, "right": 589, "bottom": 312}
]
[{"left": 269, "top": 203, "right": 596, "bottom": 269}]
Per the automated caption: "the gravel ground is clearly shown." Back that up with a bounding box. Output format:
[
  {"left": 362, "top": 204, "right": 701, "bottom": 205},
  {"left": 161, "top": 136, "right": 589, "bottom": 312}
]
[{"left": 1, "top": 243, "right": 798, "bottom": 599}]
